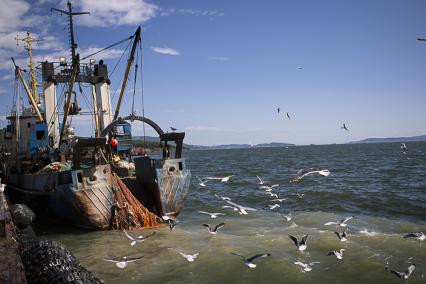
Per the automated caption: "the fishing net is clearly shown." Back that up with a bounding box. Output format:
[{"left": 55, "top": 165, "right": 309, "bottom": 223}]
[{"left": 111, "top": 173, "right": 163, "bottom": 230}]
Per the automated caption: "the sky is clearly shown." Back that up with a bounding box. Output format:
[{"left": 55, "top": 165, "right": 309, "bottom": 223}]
[{"left": 0, "top": 0, "right": 426, "bottom": 146}]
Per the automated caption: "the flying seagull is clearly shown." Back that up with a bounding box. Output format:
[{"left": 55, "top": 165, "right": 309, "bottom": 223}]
[
  {"left": 104, "top": 256, "right": 144, "bottom": 269},
  {"left": 207, "top": 175, "right": 235, "bottom": 182},
  {"left": 170, "top": 127, "right": 178, "bottom": 131},
  {"left": 403, "top": 232, "right": 425, "bottom": 241},
  {"left": 259, "top": 184, "right": 279, "bottom": 192},
  {"left": 290, "top": 168, "right": 330, "bottom": 183},
  {"left": 214, "top": 194, "right": 231, "bottom": 201},
  {"left": 281, "top": 210, "right": 295, "bottom": 222},
  {"left": 202, "top": 222, "right": 225, "bottom": 235},
  {"left": 386, "top": 264, "right": 416, "bottom": 280},
  {"left": 324, "top": 216, "right": 354, "bottom": 227},
  {"left": 256, "top": 175, "right": 265, "bottom": 185},
  {"left": 231, "top": 252, "right": 271, "bottom": 268},
  {"left": 286, "top": 112, "right": 291, "bottom": 120},
  {"left": 334, "top": 231, "right": 348, "bottom": 242},
  {"left": 123, "top": 230, "right": 156, "bottom": 246},
  {"left": 400, "top": 143, "right": 407, "bottom": 154},
  {"left": 267, "top": 204, "right": 280, "bottom": 210},
  {"left": 266, "top": 192, "right": 279, "bottom": 198},
  {"left": 179, "top": 252, "right": 199, "bottom": 262},
  {"left": 196, "top": 176, "right": 209, "bottom": 187},
  {"left": 197, "top": 211, "right": 226, "bottom": 219},
  {"left": 289, "top": 235, "right": 308, "bottom": 251},
  {"left": 327, "top": 249, "right": 345, "bottom": 260},
  {"left": 162, "top": 215, "right": 179, "bottom": 231},
  {"left": 294, "top": 261, "right": 320, "bottom": 273},
  {"left": 270, "top": 198, "right": 287, "bottom": 203},
  {"left": 225, "top": 200, "right": 257, "bottom": 215},
  {"left": 341, "top": 123, "right": 349, "bottom": 131}
]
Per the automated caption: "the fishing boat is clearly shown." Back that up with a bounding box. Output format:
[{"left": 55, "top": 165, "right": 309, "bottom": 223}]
[{"left": 0, "top": 1, "right": 191, "bottom": 230}]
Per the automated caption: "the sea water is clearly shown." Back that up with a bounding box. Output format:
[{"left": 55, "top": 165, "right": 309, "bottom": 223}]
[{"left": 37, "top": 142, "right": 426, "bottom": 283}]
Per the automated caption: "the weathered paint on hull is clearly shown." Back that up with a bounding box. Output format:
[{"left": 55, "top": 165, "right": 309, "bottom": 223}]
[
  {"left": 156, "top": 158, "right": 191, "bottom": 216},
  {"left": 6, "top": 165, "right": 114, "bottom": 230}
]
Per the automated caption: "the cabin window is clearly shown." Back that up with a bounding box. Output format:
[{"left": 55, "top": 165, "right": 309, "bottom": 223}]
[
  {"left": 123, "top": 124, "right": 131, "bottom": 134},
  {"left": 115, "top": 125, "right": 125, "bottom": 136},
  {"left": 36, "top": 130, "right": 45, "bottom": 140},
  {"left": 178, "top": 162, "right": 183, "bottom": 171}
]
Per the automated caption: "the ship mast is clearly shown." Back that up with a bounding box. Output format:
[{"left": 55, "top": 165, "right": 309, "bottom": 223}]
[
  {"left": 51, "top": 1, "right": 90, "bottom": 64},
  {"left": 15, "top": 31, "right": 40, "bottom": 104},
  {"left": 51, "top": 1, "right": 90, "bottom": 146}
]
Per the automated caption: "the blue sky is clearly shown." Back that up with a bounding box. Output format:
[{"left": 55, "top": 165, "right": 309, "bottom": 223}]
[{"left": 0, "top": 0, "right": 425, "bottom": 145}]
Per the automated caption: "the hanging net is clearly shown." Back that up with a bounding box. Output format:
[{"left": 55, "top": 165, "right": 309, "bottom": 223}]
[{"left": 111, "top": 173, "right": 164, "bottom": 230}]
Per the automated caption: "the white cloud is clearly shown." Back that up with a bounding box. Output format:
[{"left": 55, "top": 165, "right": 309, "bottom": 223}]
[
  {"left": 160, "top": 8, "right": 224, "bottom": 18},
  {"left": 151, "top": 46, "right": 180, "bottom": 56},
  {"left": 70, "top": 0, "right": 159, "bottom": 27},
  {"left": 0, "top": 0, "right": 45, "bottom": 33}
]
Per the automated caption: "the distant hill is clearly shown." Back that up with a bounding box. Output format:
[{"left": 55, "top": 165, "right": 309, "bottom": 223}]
[
  {"left": 185, "top": 142, "right": 294, "bottom": 150},
  {"left": 350, "top": 135, "right": 426, "bottom": 144}
]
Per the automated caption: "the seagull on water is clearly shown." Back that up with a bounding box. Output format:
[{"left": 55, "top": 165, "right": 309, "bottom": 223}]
[
  {"left": 197, "top": 211, "right": 226, "bottom": 219},
  {"left": 259, "top": 184, "right": 279, "bottom": 192},
  {"left": 294, "top": 261, "right": 320, "bottom": 273},
  {"left": 335, "top": 231, "right": 348, "bottom": 242},
  {"left": 281, "top": 210, "right": 295, "bottom": 222},
  {"left": 123, "top": 230, "right": 156, "bottom": 246},
  {"left": 341, "top": 123, "right": 349, "bottom": 131},
  {"left": 327, "top": 249, "right": 345, "bottom": 260},
  {"left": 104, "top": 256, "right": 144, "bottom": 269},
  {"left": 324, "top": 216, "right": 354, "bottom": 227},
  {"left": 196, "top": 176, "right": 209, "bottom": 187},
  {"left": 162, "top": 215, "right": 179, "bottom": 231},
  {"left": 289, "top": 235, "right": 308, "bottom": 251},
  {"left": 403, "top": 232, "right": 425, "bottom": 241},
  {"left": 225, "top": 200, "right": 257, "bottom": 215},
  {"left": 290, "top": 168, "right": 330, "bottom": 183},
  {"left": 386, "top": 263, "right": 416, "bottom": 280},
  {"left": 179, "top": 252, "right": 199, "bottom": 262},
  {"left": 231, "top": 252, "right": 271, "bottom": 268},
  {"left": 202, "top": 222, "right": 225, "bottom": 235},
  {"left": 297, "top": 193, "right": 305, "bottom": 199}
]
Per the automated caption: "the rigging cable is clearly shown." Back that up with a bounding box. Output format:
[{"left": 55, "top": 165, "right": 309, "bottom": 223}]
[
  {"left": 80, "top": 35, "right": 134, "bottom": 62},
  {"left": 111, "top": 40, "right": 133, "bottom": 102}
]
